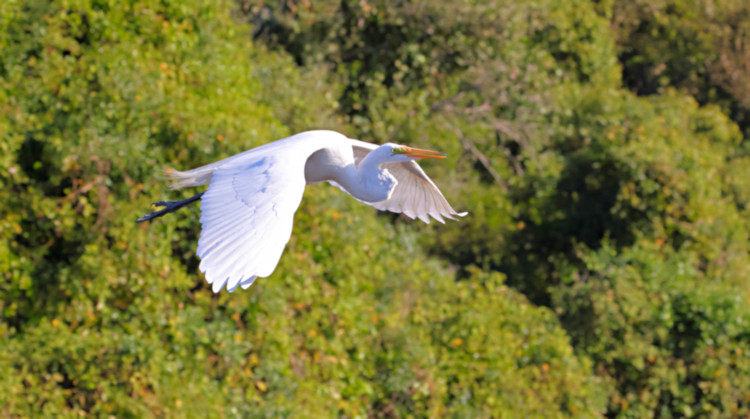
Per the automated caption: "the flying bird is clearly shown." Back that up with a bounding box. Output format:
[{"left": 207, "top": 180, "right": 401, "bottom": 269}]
[{"left": 138, "top": 130, "right": 466, "bottom": 293}]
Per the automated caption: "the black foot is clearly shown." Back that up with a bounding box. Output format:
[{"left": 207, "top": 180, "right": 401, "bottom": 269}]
[{"left": 137, "top": 192, "right": 204, "bottom": 223}]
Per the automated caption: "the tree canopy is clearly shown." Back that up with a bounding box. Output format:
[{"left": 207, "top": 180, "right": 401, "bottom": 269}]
[{"left": 2, "top": 0, "right": 749, "bottom": 416}]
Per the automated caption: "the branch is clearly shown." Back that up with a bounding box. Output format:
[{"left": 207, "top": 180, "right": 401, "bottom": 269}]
[{"left": 457, "top": 131, "right": 506, "bottom": 187}]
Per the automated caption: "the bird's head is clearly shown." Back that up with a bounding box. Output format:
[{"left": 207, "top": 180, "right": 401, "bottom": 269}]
[{"left": 381, "top": 143, "right": 447, "bottom": 162}]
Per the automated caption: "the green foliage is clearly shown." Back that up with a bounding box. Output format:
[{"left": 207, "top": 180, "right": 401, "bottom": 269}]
[
  {"left": 598, "top": 0, "right": 750, "bottom": 138},
  {"left": 1, "top": 0, "right": 603, "bottom": 416},
  {"left": 3, "top": 0, "right": 749, "bottom": 416},
  {"left": 0, "top": 188, "right": 605, "bottom": 416},
  {"left": 0, "top": 0, "right": 286, "bottom": 329},
  {"left": 246, "top": 1, "right": 750, "bottom": 416},
  {"left": 247, "top": 0, "right": 620, "bottom": 133},
  {"left": 553, "top": 242, "right": 750, "bottom": 417},
  {"left": 504, "top": 86, "right": 748, "bottom": 301}
]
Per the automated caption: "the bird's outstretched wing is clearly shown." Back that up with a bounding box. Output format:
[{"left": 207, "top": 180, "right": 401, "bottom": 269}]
[
  {"left": 196, "top": 155, "right": 306, "bottom": 293},
  {"left": 349, "top": 140, "right": 467, "bottom": 224}
]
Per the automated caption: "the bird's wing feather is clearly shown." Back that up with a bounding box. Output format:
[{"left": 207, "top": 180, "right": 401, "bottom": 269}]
[
  {"left": 349, "top": 140, "right": 467, "bottom": 224},
  {"left": 196, "top": 155, "right": 307, "bottom": 293}
]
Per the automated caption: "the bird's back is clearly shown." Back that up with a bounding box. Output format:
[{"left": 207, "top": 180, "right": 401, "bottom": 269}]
[{"left": 168, "top": 130, "right": 351, "bottom": 189}]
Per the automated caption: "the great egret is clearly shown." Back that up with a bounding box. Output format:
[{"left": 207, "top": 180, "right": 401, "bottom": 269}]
[{"left": 138, "top": 130, "right": 466, "bottom": 292}]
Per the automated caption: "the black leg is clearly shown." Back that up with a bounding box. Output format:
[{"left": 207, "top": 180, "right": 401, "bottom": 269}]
[{"left": 136, "top": 192, "right": 205, "bottom": 223}]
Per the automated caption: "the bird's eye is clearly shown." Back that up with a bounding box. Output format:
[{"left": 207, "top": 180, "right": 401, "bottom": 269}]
[{"left": 392, "top": 147, "right": 408, "bottom": 155}]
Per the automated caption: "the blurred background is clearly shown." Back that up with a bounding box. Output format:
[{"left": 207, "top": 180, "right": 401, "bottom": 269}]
[{"left": 1, "top": 0, "right": 749, "bottom": 416}]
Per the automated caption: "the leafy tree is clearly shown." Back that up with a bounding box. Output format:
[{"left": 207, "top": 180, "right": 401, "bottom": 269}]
[
  {"left": 597, "top": 0, "right": 750, "bottom": 139},
  {"left": 0, "top": 0, "right": 603, "bottom": 416},
  {"left": 244, "top": 0, "right": 750, "bottom": 416}
]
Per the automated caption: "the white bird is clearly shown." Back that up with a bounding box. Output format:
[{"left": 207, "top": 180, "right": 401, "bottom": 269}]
[{"left": 138, "top": 130, "right": 466, "bottom": 293}]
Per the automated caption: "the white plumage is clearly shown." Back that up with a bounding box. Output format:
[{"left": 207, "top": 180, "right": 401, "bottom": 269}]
[{"left": 158, "top": 130, "right": 466, "bottom": 292}]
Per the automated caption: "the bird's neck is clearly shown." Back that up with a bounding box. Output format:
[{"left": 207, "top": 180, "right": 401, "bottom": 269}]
[{"left": 336, "top": 157, "right": 395, "bottom": 203}]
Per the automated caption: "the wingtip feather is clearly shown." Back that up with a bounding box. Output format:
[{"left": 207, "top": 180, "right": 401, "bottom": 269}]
[{"left": 212, "top": 276, "right": 229, "bottom": 293}]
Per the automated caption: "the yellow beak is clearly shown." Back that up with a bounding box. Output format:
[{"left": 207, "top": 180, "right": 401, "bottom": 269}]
[{"left": 395, "top": 146, "right": 446, "bottom": 159}]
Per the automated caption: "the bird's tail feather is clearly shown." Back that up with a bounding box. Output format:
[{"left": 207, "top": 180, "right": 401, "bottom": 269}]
[
  {"left": 167, "top": 164, "right": 217, "bottom": 189},
  {"left": 166, "top": 148, "right": 253, "bottom": 188}
]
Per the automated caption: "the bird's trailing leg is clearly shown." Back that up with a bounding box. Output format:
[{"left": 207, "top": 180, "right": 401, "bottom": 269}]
[{"left": 136, "top": 192, "right": 204, "bottom": 223}]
